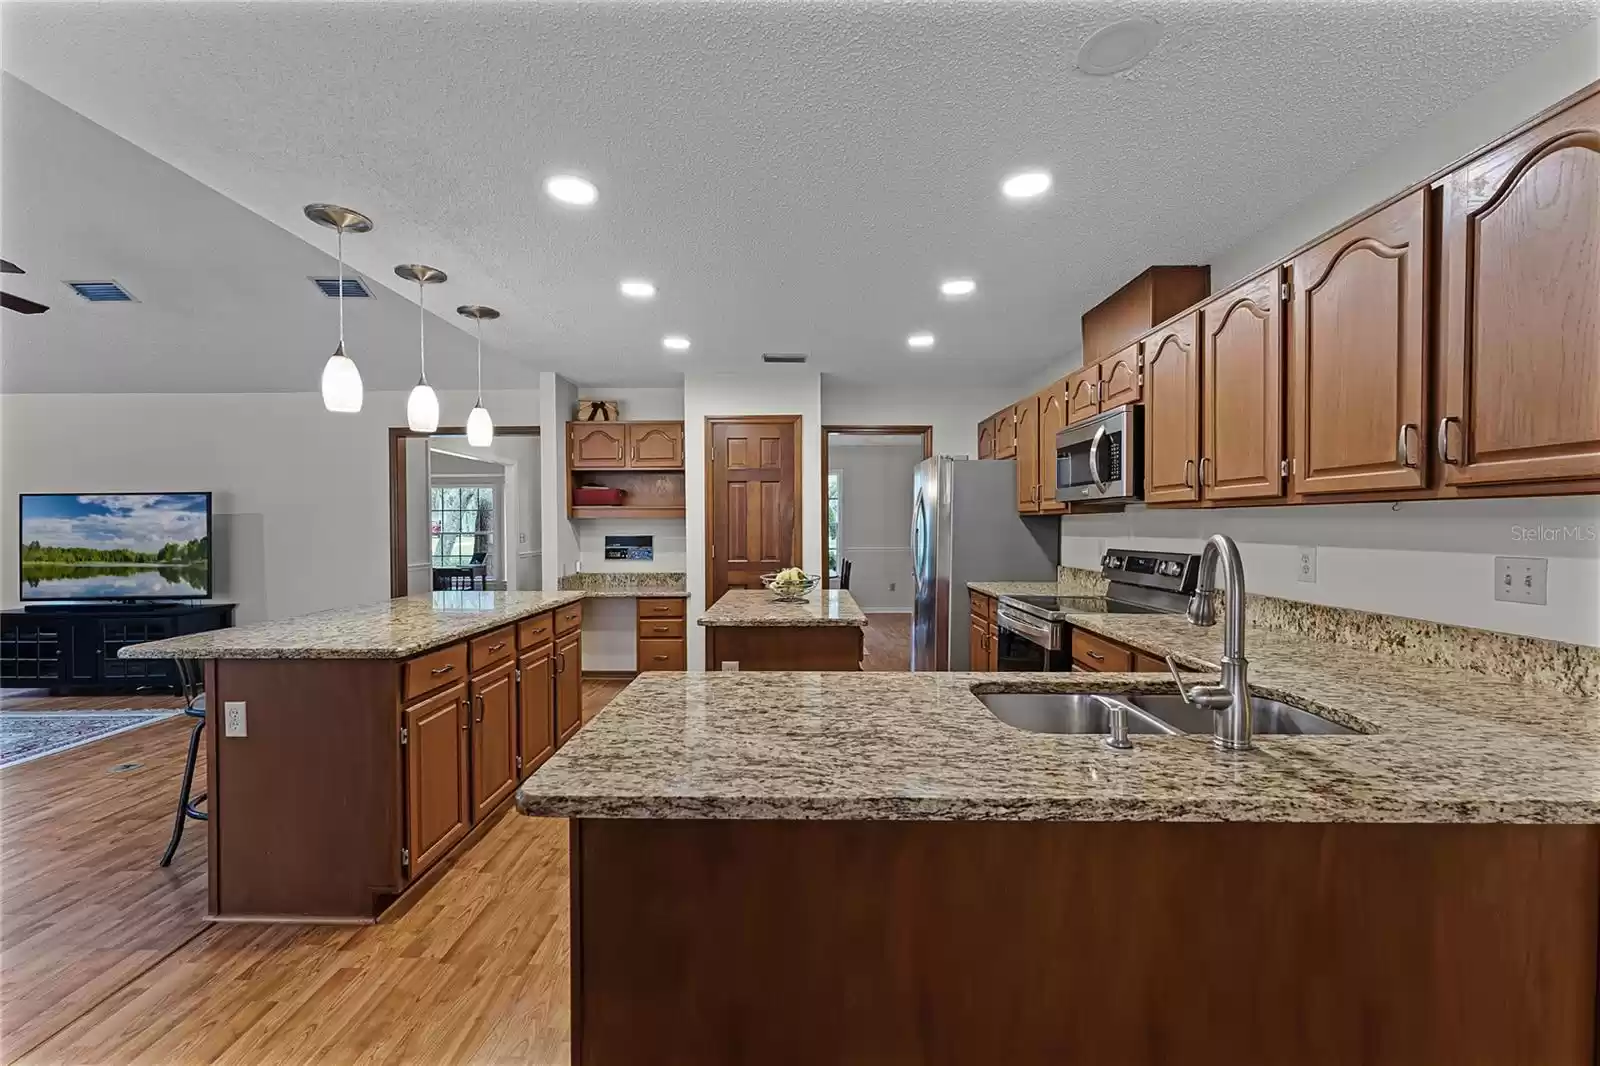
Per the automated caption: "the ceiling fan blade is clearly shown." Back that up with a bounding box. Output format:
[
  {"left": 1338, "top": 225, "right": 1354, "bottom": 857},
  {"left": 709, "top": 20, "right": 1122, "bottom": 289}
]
[
  {"left": 0, "top": 260, "right": 24, "bottom": 275},
  {"left": 1, "top": 291, "right": 50, "bottom": 314}
]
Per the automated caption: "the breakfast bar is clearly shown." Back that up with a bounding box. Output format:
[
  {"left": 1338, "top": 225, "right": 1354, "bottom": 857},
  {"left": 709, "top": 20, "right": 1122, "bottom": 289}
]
[{"left": 698, "top": 588, "right": 868, "bottom": 670}]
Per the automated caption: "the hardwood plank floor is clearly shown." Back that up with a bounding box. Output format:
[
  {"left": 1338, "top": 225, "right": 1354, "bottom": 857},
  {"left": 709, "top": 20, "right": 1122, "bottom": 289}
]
[
  {"left": 7, "top": 678, "right": 628, "bottom": 1066},
  {"left": 862, "top": 612, "right": 911, "bottom": 671}
]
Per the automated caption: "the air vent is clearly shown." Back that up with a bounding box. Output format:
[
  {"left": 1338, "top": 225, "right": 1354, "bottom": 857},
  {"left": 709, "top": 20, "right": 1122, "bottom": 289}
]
[
  {"left": 312, "top": 277, "right": 372, "bottom": 298},
  {"left": 761, "top": 353, "right": 808, "bottom": 364},
  {"left": 66, "top": 281, "right": 134, "bottom": 302}
]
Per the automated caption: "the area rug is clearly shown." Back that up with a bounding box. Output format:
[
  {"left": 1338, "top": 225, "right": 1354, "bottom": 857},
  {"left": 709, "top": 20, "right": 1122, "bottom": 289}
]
[{"left": 0, "top": 712, "right": 182, "bottom": 769}]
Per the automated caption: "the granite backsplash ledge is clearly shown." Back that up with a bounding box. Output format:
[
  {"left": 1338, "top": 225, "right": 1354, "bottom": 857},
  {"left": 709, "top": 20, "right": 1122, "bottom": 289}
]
[{"left": 559, "top": 571, "right": 689, "bottom": 597}]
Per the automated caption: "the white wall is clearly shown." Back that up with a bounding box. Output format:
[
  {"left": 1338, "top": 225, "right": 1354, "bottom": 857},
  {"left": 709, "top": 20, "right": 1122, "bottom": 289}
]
[
  {"left": 820, "top": 379, "right": 1024, "bottom": 459},
  {"left": 1, "top": 388, "right": 540, "bottom": 621},
  {"left": 538, "top": 373, "right": 579, "bottom": 591},
  {"left": 830, "top": 442, "right": 922, "bottom": 612}
]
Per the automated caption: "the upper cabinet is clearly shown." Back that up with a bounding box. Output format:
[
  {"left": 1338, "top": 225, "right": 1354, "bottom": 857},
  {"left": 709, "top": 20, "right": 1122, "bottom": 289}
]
[
  {"left": 1082, "top": 266, "right": 1211, "bottom": 365},
  {"left": 1438, "top": 90, "right": 1600, "bottom": 487},
  {"left": 1200, "top": 270, "right": 1285, "bottom": 501},
  {"left": 1099, "top": 343, "right": 1144, "bottom": 409},
  {"left": 977, "top": 418, "right": 995, "bottom": 460},
  {"left": 626, "top": 422, "right": 685, "bottom": 469},
  {"left": 1036, "top": 379, "right": 1069, "bottom": 515},
  {"left": 1287, "top": 190, "right": 1428, "bottom": 495},
  {"left": 1066, "top": 364, "right": 1102, "bottom": 425},
  {"left": 1143, "top": 313, "right": 1202, "bottom": 504},
  {"left": 570, "top": 422, "right": 628, "bottom": 468},
  {"left": 1014, "top": 395, "right": 1041, "bottom": 513},
  {"left": 566, "top": 420, "right": 688, "bottom": 518},
  {"left": 994, "top": 407, "right": 1018, "bottom": 460}
]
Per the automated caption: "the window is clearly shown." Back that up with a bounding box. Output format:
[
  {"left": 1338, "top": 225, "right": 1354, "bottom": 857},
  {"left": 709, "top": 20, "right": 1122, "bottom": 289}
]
[
  {"left": 430, "top": 485, "right": 497, "bottom": 576},
  {"left": 826, "top": 471, "right": 841, "bottom": 577}
]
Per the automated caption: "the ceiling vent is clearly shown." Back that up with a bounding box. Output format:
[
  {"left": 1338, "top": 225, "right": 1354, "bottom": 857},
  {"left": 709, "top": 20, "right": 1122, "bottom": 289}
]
[
  {"left": 66, "top": 280, "right": 134, "bottom": 302},
  {"left": 761, "top": 353, "right": 808, "bottom": 364},
  {"left": 312, "top": 277, "right": 373, "bottom": 299}
]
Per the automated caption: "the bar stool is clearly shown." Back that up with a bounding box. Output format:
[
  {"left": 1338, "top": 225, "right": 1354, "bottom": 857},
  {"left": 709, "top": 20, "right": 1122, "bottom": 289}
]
[{"left": 160, "top": 659, "right": 207, "bottom": 868}]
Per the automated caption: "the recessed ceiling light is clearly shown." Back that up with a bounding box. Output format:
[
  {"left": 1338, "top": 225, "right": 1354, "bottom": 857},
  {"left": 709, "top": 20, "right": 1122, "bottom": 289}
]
[
  {"left": 1001, "top": 170, "right": 1052, "bottom": 201},
  {"left": 662, "top": 335, "right": 691, "bottom": 351},
  {"left": 619, "top": 279, "right": 656, "bottom": 299},
  {"left": 907, "top": 332, "right": 935, "bottom": 350},
  {"left": 1076, "top": 18, "right": 1163, "bottom": 76},
  {"left": 545, "top": 175, "right": 598, "bottom": 206},
  {"left": 940, "top": 278, "right": 976, "bottom": 298}
]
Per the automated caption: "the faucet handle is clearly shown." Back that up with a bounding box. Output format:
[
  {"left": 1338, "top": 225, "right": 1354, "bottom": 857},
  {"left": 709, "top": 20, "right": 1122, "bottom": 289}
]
[{"left": 1165, "top": 655, "right": 1230, "bottom": 712}]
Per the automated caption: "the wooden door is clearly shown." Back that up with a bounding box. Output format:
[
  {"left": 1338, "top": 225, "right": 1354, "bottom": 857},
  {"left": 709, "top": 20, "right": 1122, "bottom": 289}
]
[
  {"left": 403, "top": 681, "right": 469, "bottom": 880},
  {"left": 1014, "top": 396, "right": 1040, "bottom": 513},
  {"left": 627, "top": 422, "right": 685, "bottom": 468},
  {"left": 994, "top": 410, "right": 1017, "bottom": 459},
  {"left": 1201, "top": 271, "right": 1285, "bottom": 501},
  {"left": 709, "top": 418, "right": 800, "bottom": 605},
  {"left": 1099, "top": 342, "right": 1143, "bottom": 408},
  {"left": 968, "top": 611, "right": 988, "bottom": 672},
  {"left": 977, "top": 418, "right": 995, "bottom": 460},
  {"left": 570, "top": 423, "right": 627, "bottom": 468},
  {"left": 1037, "top": 379, "right": 1069, "bottom": 515},
  {"left": 517, "top": 644, "right": 554, "bottom": 778},
  {"left": 555, "top": 632, "right": 583, "bottom": 745},
  {"left": 1440, "top": 91, "right": 1600, "bottom": 486},
  {"left": 1066, "top": 365, "right": 1101, "bottom": 425},
  {"left": 1143, "top": 313, "right": 1202, "bottom": 503},
  {"left": 469, "top": 661, "right": 517, "bottom": 821},
  {"left": 1288, "top": 190, "right": 1428, "bottom": 495}
]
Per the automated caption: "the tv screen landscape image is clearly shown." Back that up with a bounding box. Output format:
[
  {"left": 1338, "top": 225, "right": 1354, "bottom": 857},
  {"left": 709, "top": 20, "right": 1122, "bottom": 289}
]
[{"left": 20, "top": 493, "right": 213, "bottom": 601}]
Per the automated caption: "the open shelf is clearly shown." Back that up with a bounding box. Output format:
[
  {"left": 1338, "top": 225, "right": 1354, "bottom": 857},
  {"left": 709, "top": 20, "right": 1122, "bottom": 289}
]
[{"left": 570, "top": 506, "right": 687, "bottom": 520}]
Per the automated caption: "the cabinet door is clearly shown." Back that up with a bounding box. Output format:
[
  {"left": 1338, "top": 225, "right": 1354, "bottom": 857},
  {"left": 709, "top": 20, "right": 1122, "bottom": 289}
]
[
  {"left": 994, "top": 410, "right": 1017, "bottom": 459},
  {"left": 627, "top": 422, "right": 685, "bottom": 468},
  {"left": 1133, "top": 651, "right": 1167, "bottom": 673},
  {"left": 1439, "top": 91, "right": 1600, "bottom": 486},
  {"left": 1143, "top": 313, "right": 1202, "bottom": 503},
  {"left": 469, "top": 661, "right": 518, "bottom": 821},
  {"left": 1037, "top": 380, "right": 1069, "bottom": 515},
  {"left": 1289, "top": 190, "right": 1428, "bottom": 494},
  {"left": 569, "top": 423, "right": 628, "bottom": 468},
  {"left": 1066, "top": 364, "right": 1101, "bottom": 425},
  {"left": 517, "top": 645, "right": 554, "bottom": 778},
  {"left": 1014, "top": 396, "right": 1040, "bottom": 512},
  {"left": 555, "top": 632, "right": 583, "bottom": 745},
  {"left": 404, "top": 682, "right": 469, "bottom": 880},
  {"left": 968, "top": 612, "right": 987, "bottom": 672},
  {"left": 1201, "top": 270, "right": 1285, "bottom": 501},
  {"left": 977, "top": 418, "right": 995, "bottom": 460},
  {"left": 1099, "top": 342, "right": 1143, "bottom": 408},
  {"left": 986, "top": 622, "right": 999, "bottom": 670}
]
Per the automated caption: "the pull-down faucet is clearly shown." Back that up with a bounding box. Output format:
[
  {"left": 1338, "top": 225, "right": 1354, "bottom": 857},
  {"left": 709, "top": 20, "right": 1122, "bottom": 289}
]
[{"left": 1164, "top": 533, "right": 1253, "bottom": 751}]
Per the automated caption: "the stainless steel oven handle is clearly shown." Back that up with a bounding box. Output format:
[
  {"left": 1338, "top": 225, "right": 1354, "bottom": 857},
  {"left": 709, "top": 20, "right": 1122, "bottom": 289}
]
[
  {"left": 1088, "top": 424, "right": 1109, "bottom": 493},
  {"left": 996, "top": 606, "right": 1057, "bottom": 647}
]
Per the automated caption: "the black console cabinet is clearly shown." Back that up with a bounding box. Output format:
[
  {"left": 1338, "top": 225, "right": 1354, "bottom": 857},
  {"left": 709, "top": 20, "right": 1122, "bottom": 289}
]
[{"left": 1, "top": 602, "right": 235, "bottom": 694}]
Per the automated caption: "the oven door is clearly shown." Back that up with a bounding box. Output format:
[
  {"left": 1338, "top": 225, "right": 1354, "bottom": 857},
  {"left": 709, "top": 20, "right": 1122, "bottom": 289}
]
[
  {"left": 1055, "top": 408, "right": 1136, "bottom": 503},
  {"left": 994, "top": 607, "right": 1071, "bottom": 671}
]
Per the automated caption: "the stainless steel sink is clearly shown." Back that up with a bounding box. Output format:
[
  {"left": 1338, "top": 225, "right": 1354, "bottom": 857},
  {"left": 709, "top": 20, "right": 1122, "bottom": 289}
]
[
  {"left": 1125, "top": 693, "right": 1360, "bottom": 736},
  {"left": 977, "top": 692, "right": 1180, "bottom": 736}
]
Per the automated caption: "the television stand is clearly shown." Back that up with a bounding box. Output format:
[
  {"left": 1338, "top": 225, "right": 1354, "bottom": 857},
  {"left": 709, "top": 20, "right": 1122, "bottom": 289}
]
[{"left": 2, "top": 602, "right": 236, "bottom": 694}]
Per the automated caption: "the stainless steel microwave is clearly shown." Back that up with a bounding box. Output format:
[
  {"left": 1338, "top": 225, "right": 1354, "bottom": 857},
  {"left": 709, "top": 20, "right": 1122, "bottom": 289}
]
[{"left": 1055, "top": 405, "right": 1142, "bottom": 504}]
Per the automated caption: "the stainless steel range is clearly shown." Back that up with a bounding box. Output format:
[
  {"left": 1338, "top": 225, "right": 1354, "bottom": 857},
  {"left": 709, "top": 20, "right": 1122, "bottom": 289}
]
[{"left": 992, "top": 548, "right": 1199, "bottom": 671}]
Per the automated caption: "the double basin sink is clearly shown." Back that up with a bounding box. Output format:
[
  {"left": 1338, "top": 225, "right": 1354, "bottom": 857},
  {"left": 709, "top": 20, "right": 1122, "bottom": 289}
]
[{"left": 978, "top": 691, "right": 1359, "bottom": 737}]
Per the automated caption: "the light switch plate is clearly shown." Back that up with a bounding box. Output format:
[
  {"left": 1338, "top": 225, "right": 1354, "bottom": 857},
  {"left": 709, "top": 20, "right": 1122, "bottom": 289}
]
[
  {"left": 224, "top": 700, "right": 248, "bottom": 737},
  {"left": 1494, "top": 556, "right": 1548, "bottom": 605},
  {"left": 1296, "top": 546, "right": 1317, "bottom": 584}
]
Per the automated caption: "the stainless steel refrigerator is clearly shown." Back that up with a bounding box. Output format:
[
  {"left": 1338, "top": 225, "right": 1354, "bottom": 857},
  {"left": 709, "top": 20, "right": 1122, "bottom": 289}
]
[{"left": 911, "top": 456, "right": 1059, "bottom": 670}]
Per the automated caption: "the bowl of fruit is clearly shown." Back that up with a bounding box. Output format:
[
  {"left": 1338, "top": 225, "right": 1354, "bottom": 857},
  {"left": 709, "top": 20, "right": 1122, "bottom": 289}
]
[{"left": 761, "top": 567, "right": 821, "bottom": 602}]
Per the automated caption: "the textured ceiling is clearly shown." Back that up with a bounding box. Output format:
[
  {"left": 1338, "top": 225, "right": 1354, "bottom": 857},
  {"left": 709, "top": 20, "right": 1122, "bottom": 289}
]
[{"left": 3, "top": 0, "right": 1596, "bottom": 392}]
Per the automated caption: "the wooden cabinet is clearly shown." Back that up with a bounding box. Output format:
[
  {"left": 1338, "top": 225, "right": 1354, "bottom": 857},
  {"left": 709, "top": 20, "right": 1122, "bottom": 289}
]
[
  {"left": 1289, "top": 191, "right": 1428, "bottom": 495},
  {"left": 1133, "top": 651, "right": 1167, "bottom": 673},
  {"left": 570, "top": 423, "right": 628, "bottom": 468},
  {"left": 977, "top": 418, "right": 995, "bottom": 459},
  {"left": 1036, "top": 379, "right": 1068, "bottom": 515},
  {"left": 626, "top": 422, "right": 685, "bottom": 468},
  {"left": 403, "top": 681, "right": 470, "bottom": 880},
  {"left": 1071, "top": 628, "right": 1133, "bottom": 672},
  {"left": 994, "top": 409, "right": 1017, "bottom": 460},
  {"left": 1066, "top": 365, "right": 1101, "bottom": 425},
  {"left": 986, "top": 620, "right": 999, "bottom": 670},
  {"left": 555, "top": 631, "right": 583, "bottom": 745},
  {"left": 517, "top": 642, "right": 554, "bottom": 778},
  {"left": 469, "top": 660, "right": 518, "bottom": 822},
  {"left": 1014, "top": 396, "right": 1041, "bottom": 513},
  {"left": 967, "top": 592, "right": 993, "bottom": 671},
  {"left": 1201, "top": 270, "right": 1285, "bottom": 501},
  {"left": 1142, "top": 312, "right": 1202, "bottom": 504},
  {"left": 1438, "top": 91, "right": 1600, "bottom": 488},
  {"left": 637, "top": 598, "right": 687, "bottom": 671},
  {"left": 1099, "top": 342, "right": 1143, "bottom": 408},
  {"left": 1082, "top": 266, "right": 1211, "bottom": 365}
]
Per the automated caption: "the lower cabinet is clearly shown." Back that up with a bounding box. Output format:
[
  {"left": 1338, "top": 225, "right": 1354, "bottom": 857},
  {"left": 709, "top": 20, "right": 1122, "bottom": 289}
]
[
  {"left": 968, "top": 611, "right": 987, "bottom": 671},
  {"left": 518, "top": 642, "right": 555, "bottom": 778},
  {"left": 469, "top": 660, "right": 518, "bottom": 822},
  {"left": 1069, "top": 630, "right": 1170, "bottom": 673},
  {"left": 636, "top": 598, "right": 687, "bottom": 671},
  {"left": 403, "top": 681, "right": 470, "bottom": 881},
  {"left": 556, "top": 631, "right": 584, "bottom": 745}
]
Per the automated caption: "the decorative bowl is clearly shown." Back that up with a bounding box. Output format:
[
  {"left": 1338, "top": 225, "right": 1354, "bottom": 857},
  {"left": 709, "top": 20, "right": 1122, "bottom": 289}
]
[{"left": 760, "top": 572, "right": 821, "bottom": 602}]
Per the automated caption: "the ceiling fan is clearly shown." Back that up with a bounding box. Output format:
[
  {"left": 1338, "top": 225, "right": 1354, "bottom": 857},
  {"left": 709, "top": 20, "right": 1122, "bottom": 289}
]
[{"left": 1, "top": 260, "right": 49, "bottom": 315}]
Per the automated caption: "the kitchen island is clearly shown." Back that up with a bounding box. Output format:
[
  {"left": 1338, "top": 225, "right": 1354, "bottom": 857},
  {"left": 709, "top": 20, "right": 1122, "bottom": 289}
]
[
  {"left": 122, "top": 590, "right": 588, "bottom": 922},
  {"left": 698, "top": 587, "right": 867, "bottom": 670},
  {"left": 519, "top": 610, "right": 1600, "bottom": 1066}
]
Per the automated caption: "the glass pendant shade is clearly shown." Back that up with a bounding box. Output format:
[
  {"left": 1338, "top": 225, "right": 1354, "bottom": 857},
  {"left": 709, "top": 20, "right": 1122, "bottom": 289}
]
[
  {"left": 305, "top": 204, "right": 372, "bottom": 414},
  {"left": 407, "top": 380, "right": 440, "bottom": 433},
  {"left": 466, "top": 402, "right": 494, "bottom": 447},
  {"left": 321, "top": 342, "right": 363, "bottom": 413}
]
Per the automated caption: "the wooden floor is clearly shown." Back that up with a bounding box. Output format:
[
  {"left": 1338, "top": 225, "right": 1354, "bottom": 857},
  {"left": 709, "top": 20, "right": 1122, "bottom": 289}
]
[
  {"left": 3, "top": 678, "right": 631, "bottom": 1066},
  {"left": 862, "top": 612, "right": 911, "bottom": 671}
]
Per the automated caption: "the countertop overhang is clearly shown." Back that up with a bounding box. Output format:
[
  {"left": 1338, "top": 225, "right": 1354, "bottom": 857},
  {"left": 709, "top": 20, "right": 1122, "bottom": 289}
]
[{"left": 698, "top": 588, "right": 868, "bottom": 627}]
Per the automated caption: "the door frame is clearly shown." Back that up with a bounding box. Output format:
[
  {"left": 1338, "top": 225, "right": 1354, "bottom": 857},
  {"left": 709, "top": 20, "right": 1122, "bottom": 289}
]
[
  {"left": 819, "top": 425, "right": 934, "bottom": 591},
  {"left": 388, "top": 425, "right": 540, "bottom": 599},
  {"left": 703, "top": 415, "right": 806, "bottom": 607}
]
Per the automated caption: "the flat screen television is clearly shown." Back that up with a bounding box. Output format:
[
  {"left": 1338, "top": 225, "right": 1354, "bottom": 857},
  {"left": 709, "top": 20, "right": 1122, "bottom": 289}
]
[{"left": 19, "top": 492, "right": 213, "bottom": 601}]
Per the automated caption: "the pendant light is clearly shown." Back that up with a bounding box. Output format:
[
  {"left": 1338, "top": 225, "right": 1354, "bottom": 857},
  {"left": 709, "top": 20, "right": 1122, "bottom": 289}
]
[
  {"left": 304, "top": 204, "right": 373, "bottom": 412},
  {"left": 395, "top": 264, "right": 447, "bottom": 433},
  {"left": 457, "top": 304, "right": 500, "bottom": 446}
]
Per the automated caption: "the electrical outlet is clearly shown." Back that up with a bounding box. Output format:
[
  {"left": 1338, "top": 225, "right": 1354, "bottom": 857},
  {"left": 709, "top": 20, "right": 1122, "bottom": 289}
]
[
  {"left": 1494, "top": 556, "right": 1548, "bottom": 605},
  {"left": 224, "top": 701, "right": 248, "bottom": 737},
  {"left": 721, "top": 661, "right": 740, "bottom": 672},
  {"left": 888, "top": 582, "right": 896, "bottom": 592},
  {"left": 1296, "top": 546, "right": 1317, "bottom": 583}
]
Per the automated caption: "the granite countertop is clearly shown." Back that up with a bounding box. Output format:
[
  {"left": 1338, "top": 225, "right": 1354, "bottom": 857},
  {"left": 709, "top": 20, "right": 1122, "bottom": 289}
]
[
  {"left": 968, "top": 580, "right": 1069, "bottom": 599},
  {"left": 119, "top": 590, "right": 587, "bottom": 660},
  {"left": 559, "top": 572, "right": 690, "bottom": 599},
  {"left": 519, "top": 607, "right": 1600, "bottom": 825},
  {"left": 698, "top": 588, "right": 868, "bottom": 627}
]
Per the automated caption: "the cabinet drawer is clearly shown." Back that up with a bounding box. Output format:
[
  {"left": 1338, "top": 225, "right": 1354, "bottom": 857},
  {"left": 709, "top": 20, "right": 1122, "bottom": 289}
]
[
  {"left": 638, "top": 638, "right": 687, "bottom": 671},
  {"left": 637, "top": 618, "right": 686, "bottom": 640},
  {"left": 1133, "top": 651, "right": 1167, "bottom": 673},
  {"left": 517, "top": 612, "right": 554, "bottom": 649},
  {"left": 1070, "top": 629, "right": 1133, "bottom": 672},
  {"left": 637, "top": 597, "right": 686, "bottom": 620},
  {"left": 403, "top": 642, "right": 469, "bottom": 700},
  {"left": 969, "top": 592, "right": 992, "bottom": 622},
  {"left": 554, "top": 602, "right": 584, "bottom": 635},
  {"left": 469, "top": 626, "right": 516, "bottom": 673}
]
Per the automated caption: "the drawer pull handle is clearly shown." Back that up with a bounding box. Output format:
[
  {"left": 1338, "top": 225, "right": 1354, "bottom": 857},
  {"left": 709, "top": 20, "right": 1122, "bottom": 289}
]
[
  {"left": 653, "top": 625, "right": 669, "bottom": 632},
  {"left": 1087, "top": 650, "right": 1105, "bottom": 661},
  {"left": 487, "top": 641, "right": 507, "bottom": 653},
  {"left": 430, "top": 664, "right": 456, "bottom": 676},
  {"left": 653, "top": 655, "right": 669, "bottom": 662}
]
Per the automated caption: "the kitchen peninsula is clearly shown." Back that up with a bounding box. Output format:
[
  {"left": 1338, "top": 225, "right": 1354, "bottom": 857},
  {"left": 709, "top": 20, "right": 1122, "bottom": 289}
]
[
  {"left": 519, "top": 609, "right": 1600, "bottom": 1066},
  {"left": 122, "top": 590, "right": 588, "bottom": 922},
  {"left": 698, "top": 587, "right": 867, "bottom": 670}
]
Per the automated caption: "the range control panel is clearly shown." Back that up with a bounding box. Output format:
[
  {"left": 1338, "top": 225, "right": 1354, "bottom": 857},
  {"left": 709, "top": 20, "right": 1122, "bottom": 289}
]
[{"left": 1101, "top": 548, "right": 1199, "bottom": 592}]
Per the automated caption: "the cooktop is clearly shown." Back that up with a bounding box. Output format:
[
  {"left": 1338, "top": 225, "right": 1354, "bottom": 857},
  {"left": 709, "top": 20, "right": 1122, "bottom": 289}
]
[{"left": 1000, "top": 594, "right": 1167, "bottom": 619}]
